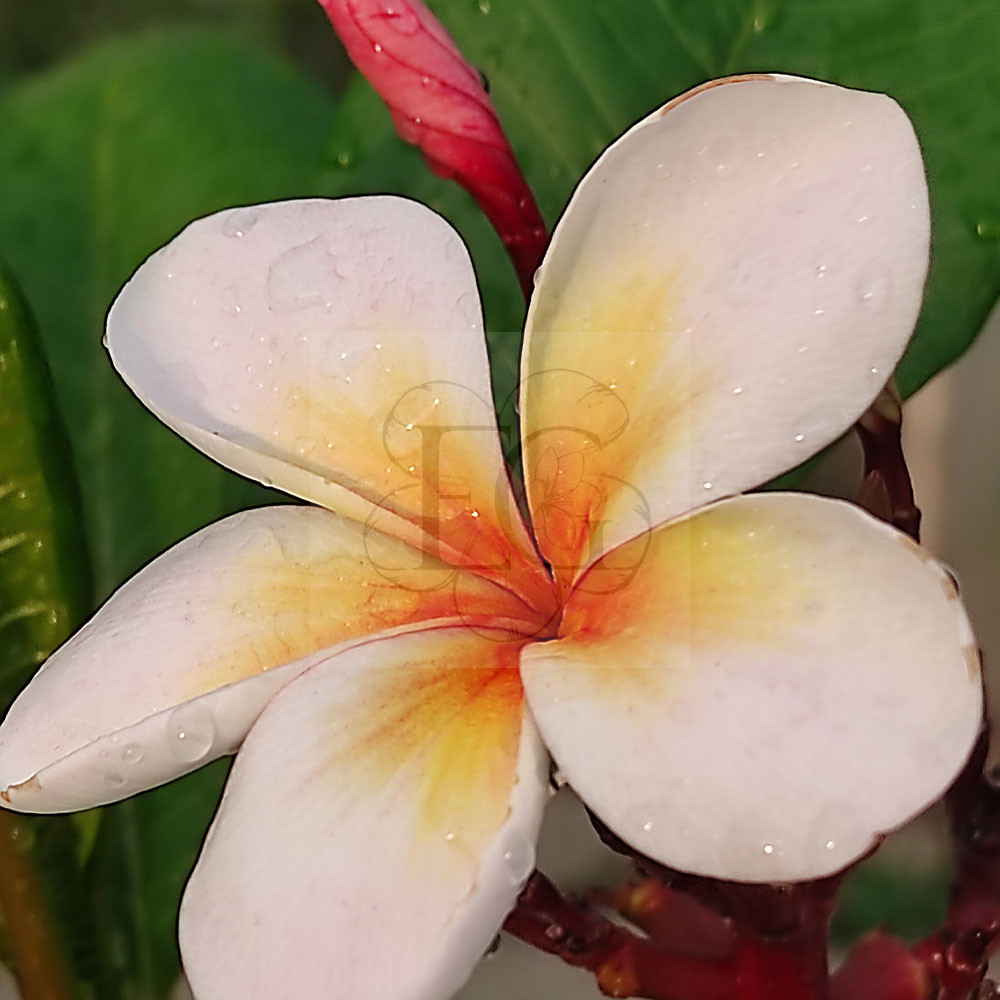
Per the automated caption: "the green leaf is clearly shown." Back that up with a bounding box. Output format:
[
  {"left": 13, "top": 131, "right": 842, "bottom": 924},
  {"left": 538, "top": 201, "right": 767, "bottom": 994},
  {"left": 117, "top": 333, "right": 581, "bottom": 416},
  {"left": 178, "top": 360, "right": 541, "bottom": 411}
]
[
  {"left": 0, "top": 27, "right": 337, "bottom": 600},
  {"left": 0, "top": 259, "right": 97, "bottom": 998},
  {"left": 87, "top": 762, "right": 230, "bottom": 1000},
  {"left": 325, "top": 0, "right": 1000, "bottom": 398},
  {"left": 0, "top": 258, "right": 90, "bottom": 708}
]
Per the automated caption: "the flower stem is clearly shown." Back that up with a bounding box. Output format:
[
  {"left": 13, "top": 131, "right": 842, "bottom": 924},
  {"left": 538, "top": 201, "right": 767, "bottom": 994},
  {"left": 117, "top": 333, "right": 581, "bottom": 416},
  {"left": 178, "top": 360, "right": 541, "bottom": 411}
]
[
  {"left": 0, "top": 812, "right": 75, "bottom": 1000},
  {"left": 730, "top": 910, "right": 830, "bottom": 1000}
]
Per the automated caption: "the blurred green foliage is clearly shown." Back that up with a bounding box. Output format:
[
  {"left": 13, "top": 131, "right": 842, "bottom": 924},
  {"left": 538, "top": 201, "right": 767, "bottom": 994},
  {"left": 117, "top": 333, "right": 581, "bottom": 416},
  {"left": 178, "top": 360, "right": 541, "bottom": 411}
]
[{"left": 0, "top": 1, "right": 998, "bottom": 995}]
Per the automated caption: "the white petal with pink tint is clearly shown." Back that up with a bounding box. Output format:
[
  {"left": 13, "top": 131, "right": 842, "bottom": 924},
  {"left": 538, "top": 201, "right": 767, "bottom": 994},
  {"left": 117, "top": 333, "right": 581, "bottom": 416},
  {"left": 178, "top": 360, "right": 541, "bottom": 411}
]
[
  {"left": 521, "top": 494, "right": 981, "bottom": 882},
  {"left": 521, "top": 75, "right": 930, "bottom": 578},
  {"left": 0, "top": 506, "right": 538, "bottom": 812},
  {"left": 106, "top": 197, "right": 553, "bottom": 612},
  {"left": 180, "top": 628, "right": 547, "bottom": 1000}
]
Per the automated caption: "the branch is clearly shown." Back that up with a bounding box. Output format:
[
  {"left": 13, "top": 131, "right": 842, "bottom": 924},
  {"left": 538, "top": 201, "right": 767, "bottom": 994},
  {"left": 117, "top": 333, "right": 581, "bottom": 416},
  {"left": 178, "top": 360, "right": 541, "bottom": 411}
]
[
  {"left": 855, "top": 382, "right": 921, "bottom": 541},
  {"left": 504, "top": 871, "right": 734, "bottom": 1000},
  {"left": 0, "top": 813, "right": 75, "bottom": 1000},
  {"left": 316, "top": 0, "right": 548, "bottom": 297}
]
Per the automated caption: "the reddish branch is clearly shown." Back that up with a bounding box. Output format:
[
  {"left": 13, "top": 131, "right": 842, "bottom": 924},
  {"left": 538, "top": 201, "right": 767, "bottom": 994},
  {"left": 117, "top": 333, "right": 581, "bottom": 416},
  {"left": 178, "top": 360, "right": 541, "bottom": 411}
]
[
  {"left": 0, "top": 814, "right": 75, "bottom": 1000},
  {"left": 855, "top": 382, "right": 921, "bottom": 541},
  {"left": 504, "top": 871, "right": 734, "bottom": 1000},
  {"left": 316, "top": 0, "right": 548, "bottom": 296}
]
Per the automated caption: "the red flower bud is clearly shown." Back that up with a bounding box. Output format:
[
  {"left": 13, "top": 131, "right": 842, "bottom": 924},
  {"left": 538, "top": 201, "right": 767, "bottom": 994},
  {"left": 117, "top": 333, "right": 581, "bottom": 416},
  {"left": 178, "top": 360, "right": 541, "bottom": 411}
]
[{"left": 317, "top": 0, "right": 548, "bottom": 296}]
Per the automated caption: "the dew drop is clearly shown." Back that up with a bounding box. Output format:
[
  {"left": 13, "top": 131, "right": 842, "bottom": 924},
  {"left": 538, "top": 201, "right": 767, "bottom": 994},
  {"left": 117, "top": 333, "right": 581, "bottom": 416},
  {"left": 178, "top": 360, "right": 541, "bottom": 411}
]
[
  {"left": 976, "top": 220, "right": 1000, "bottom": 241},
  {"left": 702, "top": 481, "right": 713, "bottom": 490},
  {"left": 642, "top": 820, "right": 654, "bottom": 833},
  {"left": 500, "top": 837, "right": 536, "bottom": 884},
  {"left": 167, "top": 704, "right": 216, "bottom": 763},
  {"left": 825, "top": 839, "right": 836, "bottom": 851},
  {"left": 456, "top": 291, "right": 480, "bottom": 328},
  {"left": 222, "top": 208, "right": 262, "bottom": 239},
  {"left": 373, "top": 42, "right": 383, "bottom": 53},
  {"left": 268, "top": 236, "right": 345, "bottom": 314},
  {"left": 732, "top": 385, "right": 744, "bottom": 396},
  {"left": 477, "top": 0, "right": 492, "bottom": 13},
  {"left": 219, "top": 285, "right": 242, "bottom": 315},
  {"left": 381, "top": 4, "right": 419, "bottom": 34},
  {"left": 762, "top": 843, "right": 775, "bottom": 856},
  {"left": 122, "top": 744, "right": 144, "bottom": 765},
  {"left": 794, "top": 433, "right": 805, "bottom": 444},
  {"left": 698, "top": 135, "right": 737, "bottom": 178},
  {"left": 856, "top": 272, "right": 891, "bottom": 311},
  {"left": 8, "top": 821, "right": 35, "bottom": 854}
]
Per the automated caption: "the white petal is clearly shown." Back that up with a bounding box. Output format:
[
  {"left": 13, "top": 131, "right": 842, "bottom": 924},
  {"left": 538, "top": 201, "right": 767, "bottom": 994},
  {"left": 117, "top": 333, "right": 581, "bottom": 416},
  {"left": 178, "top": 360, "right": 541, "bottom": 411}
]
[
  {"left": 0, "top": 506, "right": 540, "bottom": 812},
  {"left": 521, "top": 75, "right": 930, "bottom": 579},
  {"left": 180, "top": 628, "right": 547, "bottom": 1000},
  {"left": 107, "top": 196, "right": 555, "bottom": 615},
  {"left": 521, "top": 494, "right": 981, "bottom": 882}
]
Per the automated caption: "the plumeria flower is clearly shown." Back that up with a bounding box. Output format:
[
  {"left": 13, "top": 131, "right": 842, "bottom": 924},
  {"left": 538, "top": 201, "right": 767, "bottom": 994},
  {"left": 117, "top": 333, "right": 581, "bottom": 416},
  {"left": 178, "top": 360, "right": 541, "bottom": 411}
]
[{"left": 0, "top": 76, "right": 983, "bottom": 1000}]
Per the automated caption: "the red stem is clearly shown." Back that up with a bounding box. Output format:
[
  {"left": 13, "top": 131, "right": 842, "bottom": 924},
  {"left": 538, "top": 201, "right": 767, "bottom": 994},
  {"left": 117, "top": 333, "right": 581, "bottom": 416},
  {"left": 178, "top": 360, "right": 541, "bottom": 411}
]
[
  {"left": 855, "top": 381, "right": 921, "bottom": 541},
  {"left": 731, "top": 908, "right": 831, "bottom": 1000},
  {"left": 504, "top": 871, "right": 734, "bottom": 1000},
  {"left": 316, "top": 0, "right": 549, "bottom": 296}
]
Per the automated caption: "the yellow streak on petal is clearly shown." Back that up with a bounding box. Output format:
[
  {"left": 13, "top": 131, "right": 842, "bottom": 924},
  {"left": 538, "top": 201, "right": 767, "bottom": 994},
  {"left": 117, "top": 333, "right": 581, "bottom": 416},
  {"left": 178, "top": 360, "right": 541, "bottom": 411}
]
[
  {"left": 327, "top": 634, "right": 525, "bottom": 867},
  {"left": 554, "top": 501, "right": 819, "bottom": 701},
  {"left": 186, "top": 522, "right": 540, "bottom": 699},
  {"left": 524, "top": 259, "right": 711, "bottom": 577},
  {"left": 267, "top": 340, "right": 554, "bottom": 612}
]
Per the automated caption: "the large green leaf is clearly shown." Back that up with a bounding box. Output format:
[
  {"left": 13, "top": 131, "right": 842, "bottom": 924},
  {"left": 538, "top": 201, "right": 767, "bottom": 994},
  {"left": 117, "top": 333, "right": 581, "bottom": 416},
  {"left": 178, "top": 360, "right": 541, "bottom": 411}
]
[
  {"left": 0, "top": 259, "right": 97, "bottom": 997},
  {"left": 325, "top": 0, "right": 1000, "bottom": 399},
  {"left": 0, "top": 28, "right": 336, "bottom": 600}
]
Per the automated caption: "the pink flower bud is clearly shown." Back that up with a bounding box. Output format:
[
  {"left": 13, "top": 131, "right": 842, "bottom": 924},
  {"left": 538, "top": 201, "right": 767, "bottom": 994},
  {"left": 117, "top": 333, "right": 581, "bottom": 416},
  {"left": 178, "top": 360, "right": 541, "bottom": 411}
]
[{"left": 317, "top": 0, "right": 548, "bottom": 296}]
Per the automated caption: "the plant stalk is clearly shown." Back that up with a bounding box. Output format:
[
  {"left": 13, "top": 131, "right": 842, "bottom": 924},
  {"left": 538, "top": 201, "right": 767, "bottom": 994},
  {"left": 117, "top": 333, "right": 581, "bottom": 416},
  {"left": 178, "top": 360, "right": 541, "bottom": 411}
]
[{"left": 0, "top": 813, "right": 75, "bottom": 1000}]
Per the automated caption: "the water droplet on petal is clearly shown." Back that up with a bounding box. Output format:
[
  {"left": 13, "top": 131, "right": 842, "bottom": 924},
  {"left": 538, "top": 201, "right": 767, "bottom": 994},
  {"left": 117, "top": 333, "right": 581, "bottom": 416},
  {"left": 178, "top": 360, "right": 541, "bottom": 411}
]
[
  {"left": 268, "top": 236, "right": 345, "bottom": 314},
  {"left": 500, "top": 837, "right": 536, "bottom": 885},
  {"left": 222, "top": 208, "right": 262, "bottom": 239},
  {"left": 456, "top": 291, "right": 481, "bottom": 328},
  {"left": 122, "top": 744, "right": 144, "bottom": 765},
  {"left": 220, "top": 285, "right": 241, "bottom": 315},
  {"left": 856, "top": 272, "right": 891, "bottom": 311},
  {"left": 167, "top": 704, "right": 216, "bottom": 763}
]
